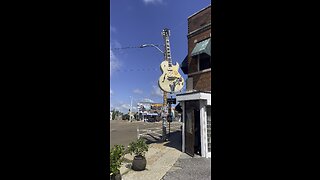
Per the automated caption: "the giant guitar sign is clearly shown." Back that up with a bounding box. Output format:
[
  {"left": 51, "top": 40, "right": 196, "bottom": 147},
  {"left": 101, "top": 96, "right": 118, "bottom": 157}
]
[{"left": 158, "top": 28, "right": 184, "bottom": 93}]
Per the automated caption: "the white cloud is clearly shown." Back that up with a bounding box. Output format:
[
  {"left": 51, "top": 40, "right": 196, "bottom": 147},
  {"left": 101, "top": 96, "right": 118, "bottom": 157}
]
[
  {"left": 110, "top": 40, "right": 122, "bottom": 77},
  {"left": 151, "top": 85, "right": 163, "bottom": 97},
  {"left": 111, "top": 40, "right": 121, "bottom": 49},
  {"left": 110, "top": 89, "right": 113, "bottom": 95},
  {"left": 143, "top": 0, "right": 163, "bottom": 4},
  {"left": 110, "top": 50, "right": 121, "bottom": 77},
  {"left": 115, "top": 103, "right": 137, "bottom": 113},
  {"left": 142, "top": 98, "right": 154, "bottom": 103},
  {"left": 110, "top": 36, "right": 122, "bottom": 77},
  {"left": 110, "top": 25, "right": 117, "bottom": 33},
  {"left": 133, "top": 89, "right": 143, "bottom": 94},
  {"left": 121, "top": 104, "right": 131, "bottom": 110}
]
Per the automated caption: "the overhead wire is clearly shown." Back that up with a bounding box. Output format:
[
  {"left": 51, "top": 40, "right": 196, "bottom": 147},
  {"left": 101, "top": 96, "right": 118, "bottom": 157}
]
[
  {"left": 110, "top": 44, "right": 163, "bottom": 51},
  {"left": 109, "top": 21, "right": 187, "bottom": 73},
  {"left": 114, "top": 67, "right": 160, "bottom": 72}
]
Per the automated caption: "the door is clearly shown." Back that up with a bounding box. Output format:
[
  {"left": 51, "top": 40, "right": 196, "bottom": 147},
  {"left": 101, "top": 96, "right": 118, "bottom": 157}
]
[
  {"left": 184, "top": 100, "right": 199, "bottom": 157},
  {"left": 185, "top": 109, "right": 195, "bottom": 157}
]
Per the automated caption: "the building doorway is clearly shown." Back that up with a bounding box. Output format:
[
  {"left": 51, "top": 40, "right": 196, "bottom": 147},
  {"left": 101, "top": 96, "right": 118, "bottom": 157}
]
[
  {"left": 184, "top": 100, "right": 200, "bottom": 157},
  {"left": 177, "top": 91, "right": 211, "bottom": 158}
]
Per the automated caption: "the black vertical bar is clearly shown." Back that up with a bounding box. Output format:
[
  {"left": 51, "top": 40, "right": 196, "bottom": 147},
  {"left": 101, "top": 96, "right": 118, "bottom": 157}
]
[
  {"left": 168, "top": 96, "right": 172, "bottom": 137},
  {"left": 169, "top": 120, "right": 171, "bottom": 137}
]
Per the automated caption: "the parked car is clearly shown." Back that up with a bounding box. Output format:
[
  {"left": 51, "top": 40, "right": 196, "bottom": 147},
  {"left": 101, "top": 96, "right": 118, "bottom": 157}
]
[{"left": 122, "top": 114, "right": 130, "bottom": 120}]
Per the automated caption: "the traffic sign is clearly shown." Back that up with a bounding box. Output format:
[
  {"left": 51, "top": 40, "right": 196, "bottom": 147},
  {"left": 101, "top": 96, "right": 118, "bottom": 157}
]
[{"left": 167, "top": 98, "right": 176, "bottom": 104}]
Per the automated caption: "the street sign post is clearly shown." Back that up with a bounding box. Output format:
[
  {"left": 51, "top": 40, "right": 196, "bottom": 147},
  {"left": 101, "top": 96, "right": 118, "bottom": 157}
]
[{"left": 167, "top": 98, "right": 176, "bottom": 104}]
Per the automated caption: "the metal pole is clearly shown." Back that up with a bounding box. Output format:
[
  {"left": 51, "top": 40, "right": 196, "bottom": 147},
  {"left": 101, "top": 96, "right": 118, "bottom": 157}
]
[
  {"left": 140, "top": 44, "right": 164, "bottom": 54},
  {"left": 168, "top": 97, "right": 172, "bottom": 137},
  {"left": 162, "top": 107, "right": 167, "bottom": 142},
  {"left": 130, "top": 96, "right": 133, "bottom": 122},
  {"left": 140, "top": 40, "right": 168, "bottom": 141},
  {"left": 169, "top": 114, "right": 171, "bottom": 137}
]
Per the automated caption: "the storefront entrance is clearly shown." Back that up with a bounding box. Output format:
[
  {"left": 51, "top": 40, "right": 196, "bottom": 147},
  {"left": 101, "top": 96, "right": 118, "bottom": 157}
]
[
  {"left": 185, "top": 100, "right": 200, "bottom": 157},
  {"left": 177, "top": 91, "right": 211, "bottom": 158}
]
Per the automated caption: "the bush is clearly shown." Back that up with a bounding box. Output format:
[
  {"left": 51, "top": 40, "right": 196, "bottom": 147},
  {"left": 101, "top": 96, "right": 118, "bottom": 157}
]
[
  {"left": 110, "top": 145, "right": 125, "bottom": 176},
  {"left": 127, "top": 138, "right": 149, "bottom": 157}
]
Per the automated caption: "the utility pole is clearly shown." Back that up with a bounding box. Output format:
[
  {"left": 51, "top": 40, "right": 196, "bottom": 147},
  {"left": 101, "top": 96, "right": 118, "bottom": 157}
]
[
  {"left": 130, "top": 96, "right": 133, "bottom": 122},
  {"left": 162, "top": 90, "right": 167, "bottom": 141},
  {"left": 163, "top": 92, "right": 167, "bottom": 108},
  {"left": 140, "top": 32, "right": 169, "bottom": 141},
  {"left": 168, "top": 95, "right": 174, "bottom": 137}
]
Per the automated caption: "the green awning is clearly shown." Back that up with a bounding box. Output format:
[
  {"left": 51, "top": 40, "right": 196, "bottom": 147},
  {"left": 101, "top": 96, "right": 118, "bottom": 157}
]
[
  {"left": 191, "top": 38, "right": 211, "bottom": 56},
  {"left": 181, "top": 55, "right": 188, "bottom": 74}
]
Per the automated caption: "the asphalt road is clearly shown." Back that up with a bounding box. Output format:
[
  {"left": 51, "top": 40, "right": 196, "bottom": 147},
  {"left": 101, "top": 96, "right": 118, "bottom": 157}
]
[{"left": 110, "top": 120, "right": 182, "bottom": 149}]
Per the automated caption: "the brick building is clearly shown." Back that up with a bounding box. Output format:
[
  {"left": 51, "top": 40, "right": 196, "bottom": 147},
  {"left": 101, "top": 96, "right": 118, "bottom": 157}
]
[{"left": 177, "top": 4, "right": 212, "bottom": 158}]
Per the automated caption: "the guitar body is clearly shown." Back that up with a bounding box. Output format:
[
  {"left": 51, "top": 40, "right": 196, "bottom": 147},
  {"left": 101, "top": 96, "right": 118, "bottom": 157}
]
[{"left": 158, "top": 60, "right": 184, "bottom": 93}]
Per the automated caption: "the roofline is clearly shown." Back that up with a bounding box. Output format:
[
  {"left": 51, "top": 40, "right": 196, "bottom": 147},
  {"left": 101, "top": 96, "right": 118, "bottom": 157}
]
[
  {"left": 176, "top": 90, "right": 211, "bottom": 96},
  {"left": 188, "top": 4, "right": 211, "bottom": 19}
]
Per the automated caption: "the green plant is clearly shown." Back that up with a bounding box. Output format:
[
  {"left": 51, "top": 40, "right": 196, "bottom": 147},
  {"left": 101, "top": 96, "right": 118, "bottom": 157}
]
[
  {"left": 127, "top": 138, "right": 149, "bottom": 157},
  {"left": 110, "top": 145, "right": 125, "bottom": 176}
]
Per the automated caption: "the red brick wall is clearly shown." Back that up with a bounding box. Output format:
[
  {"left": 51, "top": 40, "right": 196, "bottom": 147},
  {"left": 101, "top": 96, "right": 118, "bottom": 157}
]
[
  {"left": 186, "top": 5, "right": 211, "bottom": 91},
  {"left": 188, "top": 6, "right": 211, "bottom": 33},
  {"left": 191, "top": 71, "right": 211, "bottom": 91}
]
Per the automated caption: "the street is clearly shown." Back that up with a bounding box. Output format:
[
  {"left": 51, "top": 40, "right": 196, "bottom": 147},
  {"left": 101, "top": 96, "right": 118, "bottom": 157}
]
[{"left": 110, "top": 120, "right": 182, "bottom": 149}]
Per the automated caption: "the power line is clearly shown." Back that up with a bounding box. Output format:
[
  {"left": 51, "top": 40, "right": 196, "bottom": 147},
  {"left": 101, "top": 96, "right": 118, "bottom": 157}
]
[
  {"left": 110, "top": 44, "right": 163, "bottom": 51},
  {"left": 114, "top": 67, "right": 160, "bottom": 72}
]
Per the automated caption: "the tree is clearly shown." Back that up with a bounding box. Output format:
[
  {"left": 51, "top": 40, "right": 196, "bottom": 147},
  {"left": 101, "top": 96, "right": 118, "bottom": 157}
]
[{"left": 111, "top": 109, "right": 122, "bottom": 120}]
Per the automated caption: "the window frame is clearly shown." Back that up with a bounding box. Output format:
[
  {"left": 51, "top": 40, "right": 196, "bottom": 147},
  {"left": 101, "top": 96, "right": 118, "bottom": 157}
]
[{"left": 197, "top": 53, "right": 211, "bottom": 71}]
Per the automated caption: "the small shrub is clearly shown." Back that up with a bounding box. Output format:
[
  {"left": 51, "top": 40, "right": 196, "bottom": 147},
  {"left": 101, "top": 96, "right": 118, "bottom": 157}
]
[
  {"left": 127, "top": 138, "right": 149, "bottom": 157},
  {"left": 110, "top": 145, "right": 125, "bottom": 176}
]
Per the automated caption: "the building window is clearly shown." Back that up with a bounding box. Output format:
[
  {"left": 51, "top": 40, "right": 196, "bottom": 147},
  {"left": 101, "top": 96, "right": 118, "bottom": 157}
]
[{"left": 198, "top": 53, "right": 211, "bottom": 71}]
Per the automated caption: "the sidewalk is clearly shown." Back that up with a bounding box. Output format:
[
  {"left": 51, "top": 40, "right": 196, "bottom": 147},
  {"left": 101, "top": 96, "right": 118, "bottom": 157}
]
[
  {"left": 120, "top": 130, "right": 182, "bottom": 180},
  {"left": 161, "top": 153, "right": 211, "bottom": 180}
]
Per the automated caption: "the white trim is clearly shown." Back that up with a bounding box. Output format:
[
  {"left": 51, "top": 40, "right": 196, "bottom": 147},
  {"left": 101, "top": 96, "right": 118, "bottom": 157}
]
[
  {"left": 178, "top": 93, "right": 211, "bottom": 158},
  {"left": 200, "top": 100, "right": 206, "bottom": 157},
  {"left": 206, "top": 105, "right": 212, "bottom": 158},
  {"left": 181, "top": 101, "right": 185, "bottom": 153},
  {"left": 177, "top": 92, "right": 211, "bottom": 106}
]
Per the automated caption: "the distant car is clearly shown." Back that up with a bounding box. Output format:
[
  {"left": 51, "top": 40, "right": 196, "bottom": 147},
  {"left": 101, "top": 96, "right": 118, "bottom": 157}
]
[
  {"left": 122, "top": 114, "right": 130, "bottom": 120},
  {"left": 146, "top": 116, "right": 156, "bottom": 122}
]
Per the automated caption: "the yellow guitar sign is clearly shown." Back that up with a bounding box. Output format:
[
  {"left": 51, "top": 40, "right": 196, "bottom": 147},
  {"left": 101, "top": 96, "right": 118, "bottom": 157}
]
[{"left": 158, "top": 28, "right": 184, "bottom": 93}]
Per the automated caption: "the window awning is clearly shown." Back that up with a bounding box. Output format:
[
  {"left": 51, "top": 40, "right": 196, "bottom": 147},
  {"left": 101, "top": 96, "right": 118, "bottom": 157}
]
[
  {"left": 180, "top": 55, "right": 188, "bottom": 74},
  {"left": 175, "top": 103, "right": 182, "bottom": 113},
  {"left": 191, "top": 38, "right": 211, "bottom": 57}
]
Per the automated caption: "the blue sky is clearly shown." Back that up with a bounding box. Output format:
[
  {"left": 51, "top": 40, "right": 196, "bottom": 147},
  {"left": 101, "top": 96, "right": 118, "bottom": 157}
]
[{"left": 110, "top": 0, "right": 211, "bottom": 113}]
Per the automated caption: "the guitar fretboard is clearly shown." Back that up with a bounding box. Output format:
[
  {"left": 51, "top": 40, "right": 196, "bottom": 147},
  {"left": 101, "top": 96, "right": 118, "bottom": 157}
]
[{"left": 162, "top": 29, "right": 172, "bottom": 67}]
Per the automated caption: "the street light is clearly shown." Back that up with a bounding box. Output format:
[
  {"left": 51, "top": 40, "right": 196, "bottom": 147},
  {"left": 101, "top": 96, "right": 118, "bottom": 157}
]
[
  {"left": 140, "top": 43, "right": 168, "bottom": 141},
  {"left": 140, "top": 44, "right": 165, "bottom": 56},
  {"left": 129, "top": 96, "right": 134, "bottom": 122}
]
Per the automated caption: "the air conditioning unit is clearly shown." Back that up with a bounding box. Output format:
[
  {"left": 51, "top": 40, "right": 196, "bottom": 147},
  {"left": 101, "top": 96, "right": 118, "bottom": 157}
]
[{"left": 186, "top": 77, "right": 193, "bottom": 91}]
